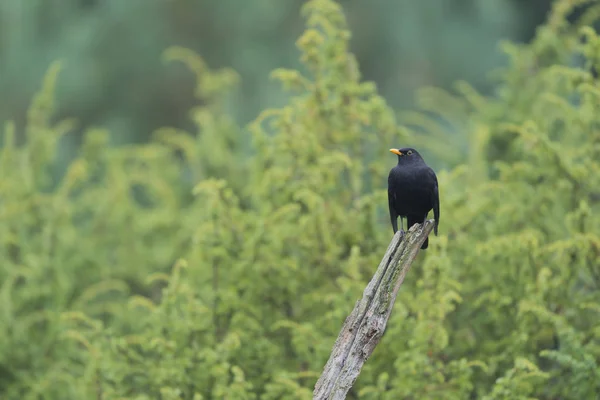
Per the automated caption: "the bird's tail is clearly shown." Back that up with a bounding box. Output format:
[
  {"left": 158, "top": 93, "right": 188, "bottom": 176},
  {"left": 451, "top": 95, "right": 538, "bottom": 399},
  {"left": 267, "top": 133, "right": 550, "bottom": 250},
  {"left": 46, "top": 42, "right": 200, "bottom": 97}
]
[{"left": 407, "top": 215, "right": 428, "bottom": 250}]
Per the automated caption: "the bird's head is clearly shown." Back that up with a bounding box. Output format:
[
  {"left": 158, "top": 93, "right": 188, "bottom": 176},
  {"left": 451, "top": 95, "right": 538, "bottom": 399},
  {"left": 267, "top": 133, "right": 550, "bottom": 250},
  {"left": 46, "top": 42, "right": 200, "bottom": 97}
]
[{"left": 389, "top": 147, "right": 423, "bottom": 165}]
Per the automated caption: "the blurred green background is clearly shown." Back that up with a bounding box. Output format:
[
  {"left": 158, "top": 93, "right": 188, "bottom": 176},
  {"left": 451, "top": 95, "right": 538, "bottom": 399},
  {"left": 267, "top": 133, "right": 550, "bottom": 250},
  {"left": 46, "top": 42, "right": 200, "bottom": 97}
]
[
  {"left": 2, "top": 1, "right": 600, "bottom": 399},
  {"left": 1, "top": 0, "right": 552, "bottom": 155}
]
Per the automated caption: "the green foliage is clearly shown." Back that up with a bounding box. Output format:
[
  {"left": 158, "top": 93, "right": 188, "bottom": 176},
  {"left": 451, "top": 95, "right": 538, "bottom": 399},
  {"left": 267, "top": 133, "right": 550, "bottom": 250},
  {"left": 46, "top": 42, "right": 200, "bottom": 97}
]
[
  {"left": 0, "top": 0, "right": 540, "bottom": 146},
  {"left": 1, "top": 0, "right": 599, "bottom": 398}
]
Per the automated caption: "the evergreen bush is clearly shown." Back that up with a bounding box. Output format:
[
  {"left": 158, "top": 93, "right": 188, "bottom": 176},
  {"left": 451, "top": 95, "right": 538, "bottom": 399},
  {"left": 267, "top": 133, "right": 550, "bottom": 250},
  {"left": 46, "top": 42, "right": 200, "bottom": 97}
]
[{"left": 0, "top": 0, "right": 598, "bottom": 398}]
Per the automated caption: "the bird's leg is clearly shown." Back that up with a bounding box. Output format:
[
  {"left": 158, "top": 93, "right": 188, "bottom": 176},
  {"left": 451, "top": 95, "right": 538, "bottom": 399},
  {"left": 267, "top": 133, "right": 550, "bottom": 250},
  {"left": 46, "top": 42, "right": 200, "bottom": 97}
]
[{"left": 400, "top": 216, "right": 405, "bottom": 233}]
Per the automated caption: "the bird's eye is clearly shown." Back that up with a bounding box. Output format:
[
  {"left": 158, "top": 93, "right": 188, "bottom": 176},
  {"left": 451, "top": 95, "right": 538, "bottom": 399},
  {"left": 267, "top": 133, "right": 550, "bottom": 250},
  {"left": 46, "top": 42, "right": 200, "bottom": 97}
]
[{"left": 407, "top": 150, "right": 413, "bottom": 155}]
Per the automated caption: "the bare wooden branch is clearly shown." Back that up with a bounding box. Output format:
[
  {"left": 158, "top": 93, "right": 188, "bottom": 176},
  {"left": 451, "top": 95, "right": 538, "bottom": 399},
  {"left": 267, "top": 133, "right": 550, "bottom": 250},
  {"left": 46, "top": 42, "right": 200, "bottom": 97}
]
[{"left": 313, "top": 220, "right": 435, "bottom": 400}]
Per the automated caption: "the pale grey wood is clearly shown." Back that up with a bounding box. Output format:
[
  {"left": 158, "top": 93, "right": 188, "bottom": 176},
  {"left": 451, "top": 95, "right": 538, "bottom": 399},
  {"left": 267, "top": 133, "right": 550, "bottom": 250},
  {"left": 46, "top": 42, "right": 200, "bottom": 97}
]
[{"left": 313, "top": 220, "right": 435, "bottom": 400}]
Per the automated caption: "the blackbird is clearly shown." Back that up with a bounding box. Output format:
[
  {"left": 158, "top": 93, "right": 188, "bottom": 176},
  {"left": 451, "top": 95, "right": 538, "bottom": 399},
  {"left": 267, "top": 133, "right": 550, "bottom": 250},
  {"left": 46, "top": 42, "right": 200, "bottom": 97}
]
[{"left": 387, "top": 147, "right": 439, "bottom": 249}]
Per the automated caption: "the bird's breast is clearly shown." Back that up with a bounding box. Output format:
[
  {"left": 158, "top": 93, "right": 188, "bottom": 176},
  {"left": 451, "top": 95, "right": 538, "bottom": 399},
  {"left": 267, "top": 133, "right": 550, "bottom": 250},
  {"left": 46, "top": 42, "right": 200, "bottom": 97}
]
[{"left": 388, "top": 166, "right": 434, "bottom": 215}]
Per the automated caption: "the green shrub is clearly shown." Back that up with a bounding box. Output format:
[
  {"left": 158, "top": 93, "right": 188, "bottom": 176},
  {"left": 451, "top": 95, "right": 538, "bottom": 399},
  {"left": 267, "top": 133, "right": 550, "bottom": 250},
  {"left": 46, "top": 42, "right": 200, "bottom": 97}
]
[{"left": 0, "top": 0, "right": 599, "bottom": 398}]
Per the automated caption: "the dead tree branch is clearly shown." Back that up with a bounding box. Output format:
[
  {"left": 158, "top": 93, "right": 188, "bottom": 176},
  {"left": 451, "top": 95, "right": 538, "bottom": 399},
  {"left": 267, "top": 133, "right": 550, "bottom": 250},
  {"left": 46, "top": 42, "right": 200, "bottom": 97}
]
[{"left": 313, "top": 219, "right": 435, "bottom": 400}]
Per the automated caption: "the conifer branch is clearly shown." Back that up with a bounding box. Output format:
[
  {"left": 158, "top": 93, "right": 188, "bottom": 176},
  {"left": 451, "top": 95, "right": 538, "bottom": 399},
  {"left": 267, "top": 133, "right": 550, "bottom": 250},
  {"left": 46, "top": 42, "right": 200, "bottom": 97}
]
[{"left": 313, "top": 220, "right": 435, "bottom": 400}]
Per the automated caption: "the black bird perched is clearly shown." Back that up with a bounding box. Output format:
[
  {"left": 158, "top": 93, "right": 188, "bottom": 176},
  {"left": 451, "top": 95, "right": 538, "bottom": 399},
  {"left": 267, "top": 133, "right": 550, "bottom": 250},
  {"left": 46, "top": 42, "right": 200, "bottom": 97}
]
[{"left": 387, "top": 147, "right": 439, "bottom": 249}]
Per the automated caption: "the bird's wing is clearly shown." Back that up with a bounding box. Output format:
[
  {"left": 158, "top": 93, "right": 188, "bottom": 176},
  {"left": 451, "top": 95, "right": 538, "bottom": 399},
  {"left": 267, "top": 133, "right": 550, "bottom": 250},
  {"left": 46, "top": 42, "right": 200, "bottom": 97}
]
[
  {"left": 428, "top": 168, "right": 439, "bottom": 236},
  {"left": 388, "top": 186, "right": 398, "bottom": 233}
]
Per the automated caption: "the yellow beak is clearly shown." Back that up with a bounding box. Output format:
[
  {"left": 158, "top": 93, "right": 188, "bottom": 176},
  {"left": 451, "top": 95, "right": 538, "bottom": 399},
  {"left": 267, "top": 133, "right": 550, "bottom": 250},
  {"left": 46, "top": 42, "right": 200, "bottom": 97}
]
[{"left": 389, "top": 148, "right": 403, "bottom": 156}]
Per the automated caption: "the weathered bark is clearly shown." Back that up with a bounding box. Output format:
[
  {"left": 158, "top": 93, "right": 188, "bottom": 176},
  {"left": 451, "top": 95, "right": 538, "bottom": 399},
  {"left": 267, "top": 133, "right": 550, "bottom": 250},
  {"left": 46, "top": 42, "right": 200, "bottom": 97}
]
[{"left": 313, "top": 220, "right": 435, "bottom": 400}]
